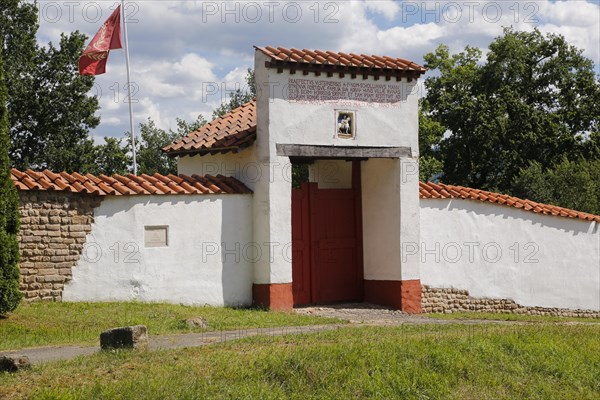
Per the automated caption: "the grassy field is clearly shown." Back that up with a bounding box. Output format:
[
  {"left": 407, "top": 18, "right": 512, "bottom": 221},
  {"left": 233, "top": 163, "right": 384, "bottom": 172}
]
[
  {"left": 0, "top": 302, "right": 339, "bottom": 351},
  {"left": 0, "top": 324, "right": 598, "bottom": 399},
  {"left": 425, "top": 312, "right": 600, "bottom": 323}
]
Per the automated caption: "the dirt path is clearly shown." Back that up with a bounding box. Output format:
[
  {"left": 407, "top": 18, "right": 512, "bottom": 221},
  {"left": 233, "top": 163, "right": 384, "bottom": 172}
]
[
  {"left": 3, "top": 303, "right": 597, "bottom": 366},
  {"left": 0, "top": 325, "right": 341, "bottom": 365}
]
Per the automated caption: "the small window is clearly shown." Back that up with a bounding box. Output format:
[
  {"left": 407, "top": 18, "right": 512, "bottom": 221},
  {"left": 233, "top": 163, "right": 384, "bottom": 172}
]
[{"left": 144, "top": 226, "right": 169, "bottom": 248}]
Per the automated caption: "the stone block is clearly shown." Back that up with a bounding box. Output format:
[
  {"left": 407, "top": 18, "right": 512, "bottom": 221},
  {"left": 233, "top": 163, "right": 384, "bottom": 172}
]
[
  {"left": 184, "top": 317, "right": 209, "bottom": 328},
  {"left": 0, "top": 356, "right": 31, "bottom": 372},
  {"left": 100, "top": 325, "right": 149, "bottom": 350}
]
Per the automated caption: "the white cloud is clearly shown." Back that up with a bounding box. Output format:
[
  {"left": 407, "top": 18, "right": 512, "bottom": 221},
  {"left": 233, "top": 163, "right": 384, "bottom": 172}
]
[
  {"left": 31, "top": 0, "right": 598, "bottom": 142},
  {"left": 364, "top": 0, "right": 400, "bottom": 20}
]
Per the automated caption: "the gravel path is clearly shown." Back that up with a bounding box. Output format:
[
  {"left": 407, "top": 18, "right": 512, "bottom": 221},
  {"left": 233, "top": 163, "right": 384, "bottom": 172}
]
[{"left": 295, "top": 303, "right": 433, "bottom": 325}]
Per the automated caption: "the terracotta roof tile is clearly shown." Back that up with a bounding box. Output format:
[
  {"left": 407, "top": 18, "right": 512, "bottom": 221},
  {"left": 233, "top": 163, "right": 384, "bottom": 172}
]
[
  {"left": 256, "top": 46, "right": 426, "bottom": 76},
  {"left": 420, "top": 182, "right": 600, "bottom": 223},
  {"left": 163, "top": 100, "right": 256, "bottom": 157},
  {"left": 11, "top": 169, "right": 251, "bottom": 196}
]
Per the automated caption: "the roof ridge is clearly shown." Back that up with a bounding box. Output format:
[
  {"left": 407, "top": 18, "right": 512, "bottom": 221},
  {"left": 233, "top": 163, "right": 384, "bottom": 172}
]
[
  {"left": 255, "top": 46, "right": 427, "bottom": 73},
  {"left": 11, "top": 169, "right": 252, "bottom": 196},
  {"left": 420, "top": 181, "right": 600, "bottom": 223},
  {"left": 163, "top": 100, "right": 257, "bottom": 157}
]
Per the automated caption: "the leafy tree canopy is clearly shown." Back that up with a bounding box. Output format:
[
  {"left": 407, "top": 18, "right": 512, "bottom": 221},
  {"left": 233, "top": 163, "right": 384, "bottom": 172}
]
[
  {"left": 2, "top": 0, "right": 99, "bottom": 171},
  {"left": 0, "top": 41, "right": 22, "bottom": 314},
  {"left": 125, "top": 115, "right": 207, "bottom": 176},
  {"left": 422, "top": 28, "right": 600, "bottom": 194},
  {"left": 513, "top": 157, "right": 600, "bottom": 215}
]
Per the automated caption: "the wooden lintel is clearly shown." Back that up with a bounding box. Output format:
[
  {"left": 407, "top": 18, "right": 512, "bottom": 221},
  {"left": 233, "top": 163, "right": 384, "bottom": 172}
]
[{"left": 276, "top": 144, "right": 412, "bottom": 159}]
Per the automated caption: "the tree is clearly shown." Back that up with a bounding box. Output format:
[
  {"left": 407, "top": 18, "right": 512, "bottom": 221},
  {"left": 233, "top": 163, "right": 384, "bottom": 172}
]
[
  {"left": 513, "top": 158, "right": 600, "bottom": 215},
  {"left": 0, "top": 44, "right": 22, "bottom": 315},
  {"left": 212, "top": 69, "right": 256, "bottom": 119},
  {"left": 128, "top": 115, "right": 207, "bottom": 175},
  {"left": 422, "top": 28, "right": 600, "bottom": 193},
  {"left": 92, "top": 137, "right": 129, "bottom": 176},
  {"left": 2, "top": 1, "right": 100, "bottom": 172},
  {"left": 418, "top": 99, "right": 445, "bottom": 182}
]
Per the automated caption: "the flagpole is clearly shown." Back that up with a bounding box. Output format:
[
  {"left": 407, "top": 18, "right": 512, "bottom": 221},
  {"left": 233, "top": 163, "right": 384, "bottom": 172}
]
[{"left": 121, "top": 0, "right": 137, "bottom": 175}]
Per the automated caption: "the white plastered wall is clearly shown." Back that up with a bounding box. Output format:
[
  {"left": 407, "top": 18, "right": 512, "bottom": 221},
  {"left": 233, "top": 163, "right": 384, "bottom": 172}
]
[
  {"left": 63, "top": 194, "right": 253, "bottom": 306},
  {"left": 308, "top": 160, "right": 352, "bottom": 189},
  {"left": 420, "top": 198, "right": 600, "bottom": 311},
  {"left": 178, "top": 147, "right": 258, "bottom": 191},
  {"left": 361, "top": 158, "right": 420, "bottom": 282}
]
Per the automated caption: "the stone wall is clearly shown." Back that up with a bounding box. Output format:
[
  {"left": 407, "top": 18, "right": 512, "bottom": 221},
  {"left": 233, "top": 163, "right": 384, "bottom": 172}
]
[
  {"left": 422, "top": 285, "right": 600, "bottom": 318},
  {"left": 17, "top": 191, "right": 102, "bottom": 301}
]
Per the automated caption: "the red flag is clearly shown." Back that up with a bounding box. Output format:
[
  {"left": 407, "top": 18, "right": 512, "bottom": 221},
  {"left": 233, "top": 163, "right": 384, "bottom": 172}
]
[{"left": 79, "top": 6, "right": 123, "bottom": 76}]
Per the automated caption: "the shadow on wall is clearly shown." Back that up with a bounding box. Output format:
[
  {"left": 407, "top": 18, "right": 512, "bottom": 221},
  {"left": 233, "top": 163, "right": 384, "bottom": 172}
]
[
  {"left": 96, "top": 196, "right": 218, "bottom": 219},
  {"left": 424, "top": 198, "right": 598, "bottom": 236},
  {"left": 221, "top": 196, "right": 253, "bottom": 307}
]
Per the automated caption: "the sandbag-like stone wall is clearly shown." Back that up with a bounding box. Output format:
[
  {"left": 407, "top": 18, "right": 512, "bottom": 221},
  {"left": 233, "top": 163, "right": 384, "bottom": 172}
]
[
  {"left": 422, "top": 285, "right": 599, "bottom": 318},
  {"left": 17, "top": 191, "right": 101, "bottom": 301}
]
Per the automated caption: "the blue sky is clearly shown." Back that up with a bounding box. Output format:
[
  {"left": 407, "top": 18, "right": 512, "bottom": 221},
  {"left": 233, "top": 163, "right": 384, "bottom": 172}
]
[{"left": 34, "top": 0, "right": 600, "bottom": 143}]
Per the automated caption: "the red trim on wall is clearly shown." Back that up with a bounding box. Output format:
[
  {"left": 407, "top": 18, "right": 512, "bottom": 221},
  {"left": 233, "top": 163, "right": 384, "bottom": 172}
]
[
  {"left": 364, "top": 279, "right": 422, "bottom": 313},
  {"left": 400, "top": 280, "right": 423, "bottom": 314},
  {"left": 252, "top": 283, "right": 293, "bottom": 311}
]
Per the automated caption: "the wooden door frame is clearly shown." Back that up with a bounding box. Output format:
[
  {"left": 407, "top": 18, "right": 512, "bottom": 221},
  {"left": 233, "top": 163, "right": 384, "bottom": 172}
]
[
  {"left": 292, "top": 160, "right": 364, "bottom": 305},
  {"left": 291, "top": 182, "right": 313, "bottom": 305},
  {"left": 352, "top": 160, "right": 365, "bottom": 301}
]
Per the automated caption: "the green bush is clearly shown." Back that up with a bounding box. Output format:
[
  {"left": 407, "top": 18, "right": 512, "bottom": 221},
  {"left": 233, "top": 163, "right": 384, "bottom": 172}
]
[
  {"left": 0, "top": 45, "right": 21, "bottom": 315},
  {"left": 512, "top": 157, "right": 600, "bottom": 215}
]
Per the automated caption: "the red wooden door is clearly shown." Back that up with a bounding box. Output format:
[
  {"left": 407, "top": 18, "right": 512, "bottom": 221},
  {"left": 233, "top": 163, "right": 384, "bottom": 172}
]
[
  {"left": 310, "top": 187, "right": 363, "bottom": 304},
  {"left": 292, "top": 163, "right": 363, "bottom": 305}
]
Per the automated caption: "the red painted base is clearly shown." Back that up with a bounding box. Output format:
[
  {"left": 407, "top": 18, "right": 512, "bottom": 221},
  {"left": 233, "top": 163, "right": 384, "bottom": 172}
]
[
  {"left": 252, "top": 283, "right": 293, "bottom": 311},
  {"left": 364, "top": 279, "right": 422, "bottom": 314}
]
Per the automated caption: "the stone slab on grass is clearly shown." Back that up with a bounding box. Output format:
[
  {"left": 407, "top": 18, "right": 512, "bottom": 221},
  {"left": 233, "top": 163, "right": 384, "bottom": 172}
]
[
  {"left": 100, "top": 325, "right": 148, "bottom": 350},
  {"left": 0, "top": 355, "right": 31, "bottom": 372}
]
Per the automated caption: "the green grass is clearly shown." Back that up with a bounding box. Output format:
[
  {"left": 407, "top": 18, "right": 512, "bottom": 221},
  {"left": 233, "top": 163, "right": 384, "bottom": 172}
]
[
  {"left": 425, "top": 312, "right": 600, "bottom": 323},
  {"left": 0, "top": 302, "right": 340, "bottom": 351},
  {"left": 1, "top": 324, "right": 598, "bottom": 399}
]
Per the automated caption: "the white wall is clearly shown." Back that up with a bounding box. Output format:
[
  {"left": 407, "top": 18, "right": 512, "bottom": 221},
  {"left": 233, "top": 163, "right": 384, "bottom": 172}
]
[
  {"left": 361, "top": 158, "right": 420, "bottom": 282},
  {"left": 362, "top": 159, "right": 401, "bottom": 280},
  {"left": 260, "top": 57, "right": 419, "bottom": 151},
  {"left": 420, "top": 198, "right": 600, "bottom": 311},
  {"left": 178, "top": 148, "right": 258, "bottom": 191},
  {"left": 63, "top": 194, "right": 253, "bottom": 306},
  {"left": 309, "top": 160, "right": 352, "bottom": 189}
]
